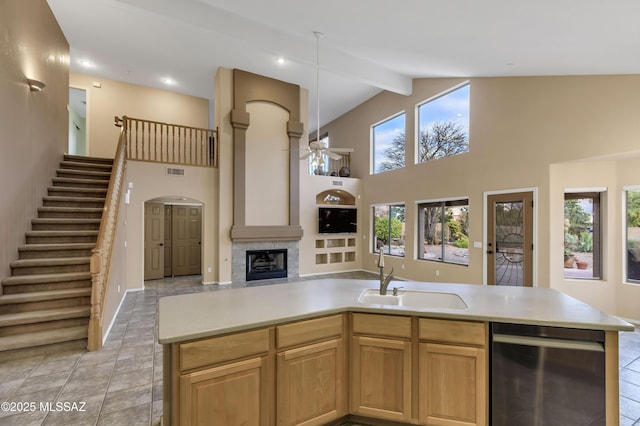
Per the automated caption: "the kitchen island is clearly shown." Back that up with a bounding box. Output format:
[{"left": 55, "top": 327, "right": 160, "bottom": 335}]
[{"left": 159, "top": 279, "right": 634, "bottom": 425}]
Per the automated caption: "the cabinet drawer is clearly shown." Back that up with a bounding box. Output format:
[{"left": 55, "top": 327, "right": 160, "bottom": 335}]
[
  {"left": 419, "top": 318, "right": 487, "bottom": 346},
  {"left": 352, "top": 313, "right": 411, "bottom": 339},
  {"left": 277, "top": 314, "right": 343, "bottom": 349},
  {"left": 180, "top": 328, "right": 269, "bottom": 372}
]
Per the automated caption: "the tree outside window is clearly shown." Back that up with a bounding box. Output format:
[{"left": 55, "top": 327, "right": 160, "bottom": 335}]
[
  {"left": 417, "top": 83, "right": 469, "bottom": 163},
  {"left": 626, "top": 189, "right": 640, "bottom": 282},
  {"left": 564, "top": 192, "right": 601, "bottom": 279},
  {"left": 418, "top": 199, "right": 469, "bottom": 265},
  {"left": 372, "top": 113, "right": 405, "bottom": 174},
  {"left": 373, "top": 204, "right": 405, "bottom": 256}
]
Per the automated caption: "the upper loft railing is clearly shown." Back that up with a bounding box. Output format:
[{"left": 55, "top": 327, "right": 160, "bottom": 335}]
[
  {"left": 309, "top": 153, "right": 351, "bottom": 177},
  {"left": 116, "top": 116, "right": 218, "bottom": 168}
]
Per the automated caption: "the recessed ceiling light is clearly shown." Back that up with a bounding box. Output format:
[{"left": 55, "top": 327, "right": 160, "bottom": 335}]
[
  {"left": 276, "top": 57, "right": 286, "bottom": 65},
  {"left": 162, "top": 77, "right": 176, "bottom": 85},
  {"left": 79, "top": 59, "right": 94, "bottom": 68}
]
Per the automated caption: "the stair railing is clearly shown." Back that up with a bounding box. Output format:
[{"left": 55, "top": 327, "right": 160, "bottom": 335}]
[
  {"left": 87, "top": 116, "right": 219, "bottom": 351},
  {"left": 87, "top": 117, "right": 127, "bottom": 351},
  {"left": 125, "top": 116, "right": 218, "bottom": 167}
]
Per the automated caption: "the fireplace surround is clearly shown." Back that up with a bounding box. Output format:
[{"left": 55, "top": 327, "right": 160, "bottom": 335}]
[{"left": 232, "top": 241, "right": 299, "bottom": 283}]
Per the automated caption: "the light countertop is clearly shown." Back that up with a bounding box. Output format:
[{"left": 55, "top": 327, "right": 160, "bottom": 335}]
[{"left": 158, "top": 279, "right": 635, "bottom": 344}]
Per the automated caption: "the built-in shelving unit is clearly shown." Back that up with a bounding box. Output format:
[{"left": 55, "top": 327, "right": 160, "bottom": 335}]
[
  {"left": 314, "top": 189, "right": 357, "bottom": 265},
  {"left": 315, "top": 236, "right": 357, "bottom": 265}
]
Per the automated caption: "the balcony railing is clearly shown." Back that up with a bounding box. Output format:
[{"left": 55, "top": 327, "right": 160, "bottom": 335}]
[{"left": 119, "top": 116, "right": 218, "bottom": 167}]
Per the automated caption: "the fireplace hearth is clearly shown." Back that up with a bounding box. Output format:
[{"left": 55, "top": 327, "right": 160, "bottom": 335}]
[{"left": 246, "top": 249, "right": 287, "bottom": 281}]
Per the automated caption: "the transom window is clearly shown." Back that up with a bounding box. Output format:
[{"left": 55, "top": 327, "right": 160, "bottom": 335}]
[
  {"left": 372, "top": 204, "right": 405, "bottom": 257},
  {"left": 418, "top": 199, "right": 469, "bottom": 265},
  {"left": 417, "top": 83, "right": 469, "bottom": 163},
  {"left": 371, "top": 113, "right": 405, "bottom": 174}
]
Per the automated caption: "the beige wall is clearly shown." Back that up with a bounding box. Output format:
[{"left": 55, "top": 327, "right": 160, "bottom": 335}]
[
  {"left": 124, "top": 161, "right": 218, "bottom": 288},
  {"left": 0, "top": 0, "right": 69, "bottom": 281},
  {"left": 69, "top": 73, "right": 210, "bottom": 158},
  {"left": 321, "top": 75, "right": 640, "bottom": 319},
  {"left": 245, "top": 102, "right": 290, "bottom": 225}
]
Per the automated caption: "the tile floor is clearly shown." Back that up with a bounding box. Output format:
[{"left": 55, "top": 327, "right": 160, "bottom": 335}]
[{"left": 0, "top": 271, "right": 637, "bottom": 425}]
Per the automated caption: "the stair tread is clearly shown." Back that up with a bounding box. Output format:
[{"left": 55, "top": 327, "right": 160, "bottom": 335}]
[
  {"left": 0, "top": 288, "right": 91, "bottom": 305},
  {"left": 0, "top": 307, "right": 90, "bottom": 325},
  {"left": 19, "top": 243, "right": 96, "bottom": 251},
  {"left": 38, "top": 206, "right": 103, "bottom": 212},
  {"left": 56, "top": 168, "right": 111, "bottom": 176},
  {"left": 0, "top": 326, "right": 87, "bottom": 352},
  {"left": 43, "top": 195, "right": 106, "bottom": 202},
  {"left": 48, "top": 186, "right": 107, "bottom": 192},
  {"left": 26, "top": 230, "right": 98, "bottom": 236},
  {"left": 64, "top": 154, "right": 113, "bottom": 164},
  {"left": 11, "top": 257, "right": 90, "bottom": 268},
  {"left": 61, "top": 160, "right": 112, "bottom": 169},
  {"left": 2, "top": 272, "right": 91, "bottom": 285},
  {"left": 32, "top": 218, "right": 101, "bottom": 224}
]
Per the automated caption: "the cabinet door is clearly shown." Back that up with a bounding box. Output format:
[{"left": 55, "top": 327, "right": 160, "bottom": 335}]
[
  {"left": 351, "top": 336, "right": 412, "bottom": 422},
  {"left": 277, "top": 338, "right": 345, "bottom": 426},
  {"left": 419, "top": 343, "right": 487, "bottom": 426},
  {"left": 180, "top": 356, "right": 268, "bottom": 426}
]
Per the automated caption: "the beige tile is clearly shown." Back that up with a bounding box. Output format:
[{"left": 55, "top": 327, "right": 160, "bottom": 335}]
[{"left": 101, "top": 383, "right": 152, "bottom": 415}]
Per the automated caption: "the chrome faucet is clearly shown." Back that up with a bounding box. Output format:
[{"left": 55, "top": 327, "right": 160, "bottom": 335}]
[{"left": 377, "top": 247, "right": 395, "bottom": 295}]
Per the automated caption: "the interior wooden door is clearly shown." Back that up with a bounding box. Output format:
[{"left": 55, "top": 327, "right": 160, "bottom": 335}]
[
  {"left": 163, "top": 204, "right": 172, "bottom": 277},
  {"left": 144, "top": 202, "right": 164, "bottom": 280},
  {"left": 487, "top": 192, "right": 534, "bottom": 286},
  {"left": 171, "top": 205, "right": 202, "bottom": 276}
]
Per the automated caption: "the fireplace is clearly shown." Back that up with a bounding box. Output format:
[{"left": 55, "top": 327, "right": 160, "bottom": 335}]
[{"left": 246, "top": 249, "right": 288, "bottom": 281}]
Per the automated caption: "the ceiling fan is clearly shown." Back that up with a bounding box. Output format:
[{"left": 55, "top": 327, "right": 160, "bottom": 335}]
[
  {"left": 300, "top": 140, "right": 353, "bottom": 161},
  {"left": 301, "top": 31, "right": 353, "bottom": 164}
]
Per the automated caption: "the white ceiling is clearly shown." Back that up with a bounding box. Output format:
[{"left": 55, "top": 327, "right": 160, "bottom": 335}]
[{"left": 48, "top": 0, "right": 640, "bottom": 134}]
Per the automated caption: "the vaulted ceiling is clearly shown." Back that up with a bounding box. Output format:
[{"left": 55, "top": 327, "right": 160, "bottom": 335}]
[{"left": 48, "top": 0, "right": 640, "bottom": 133}]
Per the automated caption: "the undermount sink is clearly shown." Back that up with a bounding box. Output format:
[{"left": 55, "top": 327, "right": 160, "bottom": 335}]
[{"left": 357, "top": 288, "right": 468, "bottom": 310}]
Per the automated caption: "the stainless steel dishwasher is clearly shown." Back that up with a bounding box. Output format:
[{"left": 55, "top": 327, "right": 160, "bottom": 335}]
[{"left": 491, "top": 323, "right": 606, "bottom": 426}]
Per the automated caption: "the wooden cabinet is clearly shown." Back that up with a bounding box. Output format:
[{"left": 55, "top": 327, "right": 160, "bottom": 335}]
[
  {"left": 351, "top": 313, "right": 412, "bottom": 422},
  {"left": 165, "top": 312, "right": 488, "bottom": 426},
  {"left": 276, "top": 314, "right": 346, "bottom": 426},
  {"left": 170, "top": 328, "right": 271, "bottom": 426},
  {"left": 277, "top": 338, "right": 345, "bottom": 426},
  {"left": 180, "top": 356, "right": 268, "bottom": 426},
  {"left": 418, "top": 318, "right": 487, "bottom": 426}
]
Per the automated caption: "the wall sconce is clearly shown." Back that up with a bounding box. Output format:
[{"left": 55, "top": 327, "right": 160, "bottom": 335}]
[{"left": 27, "top": 78, "right": 45, "bottom": 92}]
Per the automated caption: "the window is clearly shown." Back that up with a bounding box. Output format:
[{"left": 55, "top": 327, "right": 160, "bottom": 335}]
[
  {"left": 418, "top": 199, "right": 469, "bottom": 265},
  {"left": 625, "top": 188, "right": 640, "bottom": 283},
  {"left": 373, "top": 204, "right": 405, "bottom": 257},
  {"left": 308, "top": 133, "right": 329, "bottom": 175},
  {"left": 372, "top": 113, "right": 405, "bottom": 174},
  {"left": 564, "top": 191, "right": 602, "bottom": 279},
  {"left": 417, "top": 84, "right": 469, "bottom": 163}
]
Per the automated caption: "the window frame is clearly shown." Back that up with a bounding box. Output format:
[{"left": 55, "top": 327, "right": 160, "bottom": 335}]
[
  {"left": 417, "top": 197, "right": 469, "bottom": 266},
  {"left": 563, "top": 189, "right": 603, "bottom": 280},
  {"left": 372, "top": 203, "right": 406, "bottom": 257},
  {"left": 624, "top": 186, "right": 640, "bottom": 285},
  {"left": 371, "top": 111, "right": 406, "bottom": 175},
  {"left": 415, "top": 82, "right": 470, "bottom": 165}
]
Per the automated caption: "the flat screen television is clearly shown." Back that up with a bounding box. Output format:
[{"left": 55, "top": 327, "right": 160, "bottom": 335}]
[{"left": 318, "top": 207, "right": 357, "bottom": 234}]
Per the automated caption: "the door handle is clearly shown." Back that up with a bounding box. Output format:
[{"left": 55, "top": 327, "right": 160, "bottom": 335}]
[{"left": 158, "top": 243, "right": 164, "bottom": 247}]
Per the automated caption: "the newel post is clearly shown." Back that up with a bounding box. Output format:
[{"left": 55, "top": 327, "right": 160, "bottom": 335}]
[{"left": 88, "top": 249, "right": 103, "bottom": 351}]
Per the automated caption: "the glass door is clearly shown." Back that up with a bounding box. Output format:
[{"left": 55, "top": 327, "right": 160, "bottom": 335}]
[{"left": 487, "top": 192, "right": 533, "bottom": 286}]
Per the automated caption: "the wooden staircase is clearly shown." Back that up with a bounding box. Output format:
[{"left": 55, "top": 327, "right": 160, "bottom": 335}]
[{"left": 0, "top": 155, "right": 113, "bottom": 352}]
